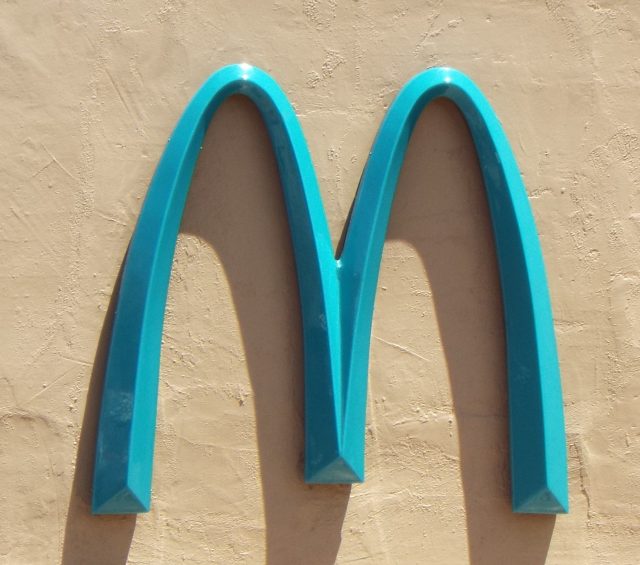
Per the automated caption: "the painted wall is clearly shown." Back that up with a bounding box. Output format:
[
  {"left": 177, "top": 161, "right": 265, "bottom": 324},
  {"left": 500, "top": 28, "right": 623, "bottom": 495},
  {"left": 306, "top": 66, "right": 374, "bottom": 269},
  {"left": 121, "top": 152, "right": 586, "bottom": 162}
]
[{"left": 1, "top": 1, "right": 638, "bottom": 563}]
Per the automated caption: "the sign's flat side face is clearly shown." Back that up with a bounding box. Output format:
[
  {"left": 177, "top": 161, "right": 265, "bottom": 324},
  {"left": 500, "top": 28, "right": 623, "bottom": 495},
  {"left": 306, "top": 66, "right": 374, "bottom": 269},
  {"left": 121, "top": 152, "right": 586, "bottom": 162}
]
[{"left": 91, "top": 64, "right": 568, "bottom": 516}]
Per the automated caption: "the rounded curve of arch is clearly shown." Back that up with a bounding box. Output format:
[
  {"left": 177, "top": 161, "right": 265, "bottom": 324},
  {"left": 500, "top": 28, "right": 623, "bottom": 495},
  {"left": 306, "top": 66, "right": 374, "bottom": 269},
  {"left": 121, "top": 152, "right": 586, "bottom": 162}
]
[{"left": 92, "top": 64, "right": 567, "bottom": 515}]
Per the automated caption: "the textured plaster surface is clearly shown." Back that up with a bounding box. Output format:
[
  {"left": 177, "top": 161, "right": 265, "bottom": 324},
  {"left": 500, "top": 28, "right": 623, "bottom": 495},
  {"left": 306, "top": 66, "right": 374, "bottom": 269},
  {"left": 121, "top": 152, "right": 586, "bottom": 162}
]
[{"left": 1, "top": 1, "right": 639, "bottom": 563}]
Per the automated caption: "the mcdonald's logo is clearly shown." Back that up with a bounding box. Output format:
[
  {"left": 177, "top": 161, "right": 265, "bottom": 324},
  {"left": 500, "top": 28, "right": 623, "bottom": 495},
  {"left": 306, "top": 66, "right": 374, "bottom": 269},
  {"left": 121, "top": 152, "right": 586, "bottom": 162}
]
[{"left": 92, "top": 64, "right": 568, "bottom": 516}]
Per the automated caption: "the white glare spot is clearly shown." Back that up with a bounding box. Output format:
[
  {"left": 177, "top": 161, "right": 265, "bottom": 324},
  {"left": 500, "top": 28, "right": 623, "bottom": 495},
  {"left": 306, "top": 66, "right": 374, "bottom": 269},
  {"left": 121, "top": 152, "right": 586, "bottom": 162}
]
[{"left": 240, "top": 63, "right": 252, "bottom": 80}]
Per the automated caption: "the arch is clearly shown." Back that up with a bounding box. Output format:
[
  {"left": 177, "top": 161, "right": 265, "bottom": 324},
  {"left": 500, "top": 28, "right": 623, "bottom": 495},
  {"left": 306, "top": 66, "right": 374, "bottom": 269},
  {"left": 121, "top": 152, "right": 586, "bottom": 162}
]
[{"left": 92, "top": 65, "right": 568, "bottom": 515}]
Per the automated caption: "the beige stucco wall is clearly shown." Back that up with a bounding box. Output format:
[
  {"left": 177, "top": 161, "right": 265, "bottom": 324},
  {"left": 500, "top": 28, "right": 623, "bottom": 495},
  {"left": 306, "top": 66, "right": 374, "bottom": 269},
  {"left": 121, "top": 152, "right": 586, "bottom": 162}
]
[{"left": 2, "top": 1, "right": 639, "bottom": 563}]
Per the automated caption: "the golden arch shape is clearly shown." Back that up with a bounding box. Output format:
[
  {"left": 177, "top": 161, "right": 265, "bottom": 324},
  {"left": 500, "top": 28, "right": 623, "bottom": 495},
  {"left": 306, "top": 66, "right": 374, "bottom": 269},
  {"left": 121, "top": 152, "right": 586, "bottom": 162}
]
[{"left": 92, "top": 65, "right": 568, "bottom": 515}]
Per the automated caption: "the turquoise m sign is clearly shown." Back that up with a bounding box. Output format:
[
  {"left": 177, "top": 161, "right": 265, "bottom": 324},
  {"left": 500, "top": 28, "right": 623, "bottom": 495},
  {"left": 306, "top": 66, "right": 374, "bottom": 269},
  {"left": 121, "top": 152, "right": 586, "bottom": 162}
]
[{"left": 92, "top": 64, "right": 568, "bottom": 515}]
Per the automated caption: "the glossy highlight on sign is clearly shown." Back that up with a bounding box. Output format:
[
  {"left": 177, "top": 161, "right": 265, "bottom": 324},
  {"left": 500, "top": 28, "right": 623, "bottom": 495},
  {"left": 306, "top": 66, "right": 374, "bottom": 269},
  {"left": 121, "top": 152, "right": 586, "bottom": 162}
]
[{"left": 92, "top": 64, "right": 568, "bottom": 515}]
